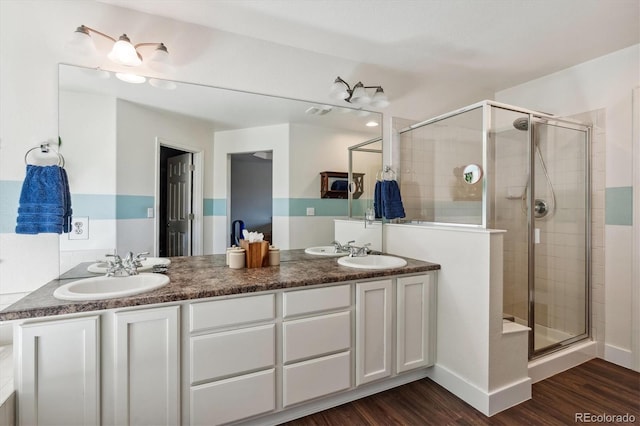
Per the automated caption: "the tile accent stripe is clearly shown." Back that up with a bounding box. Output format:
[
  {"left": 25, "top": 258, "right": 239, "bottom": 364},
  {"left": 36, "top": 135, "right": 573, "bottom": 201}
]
[
  {"left": 1, "top": 179, "right": 371, "bottom": 231},
  {"left": 605, "top": 186, "right": 633, "bottom": 226},
  {"left": 0, "top": 181, "right": 22, "bottom": 233},
  {"left": 116, "top": 195, "right": 154, "bottom": 220}
]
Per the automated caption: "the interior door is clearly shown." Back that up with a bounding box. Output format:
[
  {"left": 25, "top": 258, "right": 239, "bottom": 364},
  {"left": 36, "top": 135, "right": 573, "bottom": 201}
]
[{"left": 167, "top": 153, "right": 193, "bottom": 256}]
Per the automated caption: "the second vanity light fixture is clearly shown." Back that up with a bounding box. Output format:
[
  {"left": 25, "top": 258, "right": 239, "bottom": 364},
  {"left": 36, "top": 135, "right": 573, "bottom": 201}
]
[
  {"left": 329, "top": 76, "right": 389, "bottom": 108},
  {"left": 69, "top": 25, "right": 171, "bottom": 82}
]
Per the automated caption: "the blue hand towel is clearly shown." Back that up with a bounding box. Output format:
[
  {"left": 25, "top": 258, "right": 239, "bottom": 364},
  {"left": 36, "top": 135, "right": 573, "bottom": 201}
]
[
  {"left": 374, "top": 180, "right": 383, "bottom": 219},
  {"left": 331, "top": 180, "right": 349, "bottom": 191},
  {"left": 15, "top": 165, "right": 72, "bottom": 234},
  {"left": 60, "top": 167, "right": 73, "bottom": 233},
  {"left": 382, "top": 180, "right": 405, "bottom": 220}
]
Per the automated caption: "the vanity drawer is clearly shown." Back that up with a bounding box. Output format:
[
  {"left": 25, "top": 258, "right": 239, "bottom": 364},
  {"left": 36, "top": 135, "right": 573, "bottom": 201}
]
[
  {"left": 283, "top": 284, "right": 350, "bottom": 318},
  {"left": 190, "top": 293, "right": 275, "bottom": 332},
  {"left": 283, "top": 311, "right": 351, "bottom": 363},
  {"left": 282, "top": 351, "right": 351, "bottom": 407},
  {"left": 191, "top": 369, "right": 275, "bottom": 425},
  {"left": 191, "top": 324, "right": 275, "bottom": 383}
]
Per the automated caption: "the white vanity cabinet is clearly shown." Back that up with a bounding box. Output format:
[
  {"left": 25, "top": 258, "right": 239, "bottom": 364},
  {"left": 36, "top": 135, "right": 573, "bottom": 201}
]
[
  {"left": 355, "top": 273, "right": 436, "bottom": 386},
  {"left": 15, "top": 315, "right": 100, "bottom": 426},
  {"left": 355, "top": 279, "right": 393, "bottom": 385},
  {"left": 188, "top": 294, "right": 276, "bottom": 425},
  {"left": 396, "top": 274, "right": 436, "bottom": 373},
  {"left": 281, "top": 285, "right": 352, "bottom": 407},
  {"left": 10, "top": 269, "right": 437, "bottom": 426},
  {"left": 110, "top": 305, "right": 180, "bottom": 426}
]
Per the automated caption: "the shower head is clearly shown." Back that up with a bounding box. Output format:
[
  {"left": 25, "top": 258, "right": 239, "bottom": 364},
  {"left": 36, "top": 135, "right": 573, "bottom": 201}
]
[{"left": 513, "top": 117, "right": 529, "bottom": 131}]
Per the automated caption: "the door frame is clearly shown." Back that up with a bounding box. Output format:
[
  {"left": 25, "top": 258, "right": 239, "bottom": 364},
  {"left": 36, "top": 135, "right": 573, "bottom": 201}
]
[{"left": 154, "top": 137, "right": 204, "bottom": 256}]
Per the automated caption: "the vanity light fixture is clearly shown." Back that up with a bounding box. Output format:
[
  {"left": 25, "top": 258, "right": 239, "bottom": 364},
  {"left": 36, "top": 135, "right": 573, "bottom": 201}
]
[
  {"left": 329, "top": 77, "right": 389, "bottom": 108},
  {"left": 69, "top": 25, "right": 171, "bottom": 72}
]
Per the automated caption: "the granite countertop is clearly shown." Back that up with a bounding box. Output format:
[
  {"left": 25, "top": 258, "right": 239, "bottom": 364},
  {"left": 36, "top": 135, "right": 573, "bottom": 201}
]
[{"left": 0, "top": 250, "right": 440, "bottom": 321}]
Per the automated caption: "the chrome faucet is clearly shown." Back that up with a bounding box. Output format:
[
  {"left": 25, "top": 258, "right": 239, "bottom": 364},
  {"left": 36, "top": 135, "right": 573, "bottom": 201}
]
[
  {"left": 105, "top": 251, "right": 149, "bottom": 276},
  {"left": 331, "top": 240, "right": 354, "bottom": 253},
  {"left": 348, "top": 243, "right": 371, "bottom": 257}
]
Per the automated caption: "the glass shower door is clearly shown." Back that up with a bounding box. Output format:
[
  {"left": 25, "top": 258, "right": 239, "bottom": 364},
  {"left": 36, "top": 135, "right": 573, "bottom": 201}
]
[{"left": 530, "top": 119, "right": 590, "bottom": 356}]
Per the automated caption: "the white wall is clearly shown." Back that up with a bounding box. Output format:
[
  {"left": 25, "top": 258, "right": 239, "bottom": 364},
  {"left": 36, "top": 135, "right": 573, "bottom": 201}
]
[
  {"left": 58, "top": 90, "right": 117, "bottom": 272},
  {"left": 116, "top": 99, "right": 215, "bottom": 255},
  {"left": 496, "top": 44, "right": 640, "bottom": 370},
  {"left": 385, "top": 224, "right": 530, "bottom": 415}
]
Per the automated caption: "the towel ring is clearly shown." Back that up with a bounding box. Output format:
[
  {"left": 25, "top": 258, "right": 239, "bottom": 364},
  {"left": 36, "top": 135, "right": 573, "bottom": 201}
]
[
  {"left": 24, "top": 143, "right": 65, "bottom": 167},
  {"left": 378, "top": 166, "right": 396, "bottom": 181}
]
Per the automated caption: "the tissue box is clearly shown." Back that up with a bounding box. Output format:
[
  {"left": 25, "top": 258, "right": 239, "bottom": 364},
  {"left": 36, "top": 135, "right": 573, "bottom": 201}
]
[{"left": 240, "top": 240, "right": 269, "bottom": 268}]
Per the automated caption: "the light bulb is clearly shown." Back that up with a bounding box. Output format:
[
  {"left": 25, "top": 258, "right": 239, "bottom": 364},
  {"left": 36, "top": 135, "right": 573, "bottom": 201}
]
[
  {"left": 349, "top": 83, "right": 371, "bottom": 105},
  {"left": 370, "top": 88, "right": 389, "bottom": 108},
  {"left": 148, "top": 43, "right": 173, "bottom": 73},
  {"left": 329, "top": 79, "right": 350, "bottom": 100},
  {"left": 108, "top": 34, "right": 142, "bottom": 66}
]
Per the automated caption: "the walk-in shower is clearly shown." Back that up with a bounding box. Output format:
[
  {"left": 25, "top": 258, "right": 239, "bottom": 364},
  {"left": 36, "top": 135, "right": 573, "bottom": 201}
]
[{"left": 395, "top": 100, "right": 591, "bottom": 358}]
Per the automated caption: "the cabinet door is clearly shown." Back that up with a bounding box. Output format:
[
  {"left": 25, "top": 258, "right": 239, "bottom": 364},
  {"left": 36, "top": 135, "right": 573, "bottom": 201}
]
[
  {"left": 355, "top": 279, "right": 392, "bottom": 386},
  {"left": 397, "top": 274, "right": 435, "bottom": 373},
  {"left": 114, "top": 306, "right": 180, "bottom": 426},
  {"left": 17, "top": 316, "right": 100, "bottom": 426}
]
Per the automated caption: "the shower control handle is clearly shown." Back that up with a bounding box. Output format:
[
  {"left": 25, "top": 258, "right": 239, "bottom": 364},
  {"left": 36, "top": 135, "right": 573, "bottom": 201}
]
[{"left": 534, "top": 199, "right": 549, "bottom": 218}]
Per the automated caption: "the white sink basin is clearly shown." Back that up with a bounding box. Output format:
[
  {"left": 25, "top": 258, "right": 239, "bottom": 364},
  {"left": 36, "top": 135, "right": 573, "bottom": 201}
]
[
  {"left": 87, "top": 257, "right": 171, "bottom": 274},
  {"left": 337, "top": 255, "right": 407, "bottom": 270},
  {"left": 54, "top": 273, "right": 170, "bottom": 301},
  {"left": 304, "top": 246, "right": 348, "bottom": 257}
]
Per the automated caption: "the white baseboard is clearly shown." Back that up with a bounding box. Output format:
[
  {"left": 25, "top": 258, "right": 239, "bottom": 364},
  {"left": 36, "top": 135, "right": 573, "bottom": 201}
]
[
  {"left": 528, "top": 340, "right": 596, "bottom": 383},
  {"left": 427, "top": 364, "right": 531, "bottom": 416},
  {"left": 604, "top": 343, "right": 633, "bottom": 370}
]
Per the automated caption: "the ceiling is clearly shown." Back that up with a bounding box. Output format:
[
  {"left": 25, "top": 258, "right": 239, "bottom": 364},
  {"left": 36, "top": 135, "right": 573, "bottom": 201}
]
[{"left": 100, "top": 0, "right": 640, "bottom": 97}]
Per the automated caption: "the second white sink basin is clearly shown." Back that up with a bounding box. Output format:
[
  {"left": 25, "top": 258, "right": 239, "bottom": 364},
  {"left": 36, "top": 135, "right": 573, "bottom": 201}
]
[
  {"left": 304, "top": 246, "right": 348, "bottom": 257},
  {"left": 87, "top": 257, "right": 171, "bottom": 274},
  {"left": 54, "top": 273, "right": 170, "bottom": 301},
  {"left": 338, "top": 255, "right": 407, "bottom": 270}
]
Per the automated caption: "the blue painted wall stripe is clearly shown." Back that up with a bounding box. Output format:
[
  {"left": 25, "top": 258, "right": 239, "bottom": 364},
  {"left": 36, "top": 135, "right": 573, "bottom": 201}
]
[
  {"left": 212, "top": 198, "right": 226, "bottom": 216},
  {"left": 116, "top": 195, "right": 154, "bottom": 219},
  {"left": 1, "top": 182, "right": 120, "bottom": 231},
  {"left": 0, "top": 181, "right": 22, "bottom": 233},
  {"left": 73, "top": 194, "right": 117, "bottom": 219},
  {"left": 0, "top": 184, "right": 371, "bottom": 231},
  {"left": 203, "top": 198, "right": 214, "bottom": 216},
  {"left": 605, "top": 186, "right": 633, "bottom": 226}
]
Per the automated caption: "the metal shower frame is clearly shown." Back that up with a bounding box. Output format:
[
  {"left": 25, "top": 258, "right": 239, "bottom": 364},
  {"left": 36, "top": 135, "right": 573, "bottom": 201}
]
[{"left": 397, "top": 99, "right": 592, "bottom": 359}]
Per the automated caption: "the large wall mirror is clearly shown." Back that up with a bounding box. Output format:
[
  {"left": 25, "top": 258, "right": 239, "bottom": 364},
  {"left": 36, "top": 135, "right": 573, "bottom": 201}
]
[{"left": 58, "top": 64, "right": 382, "bottom": 275}]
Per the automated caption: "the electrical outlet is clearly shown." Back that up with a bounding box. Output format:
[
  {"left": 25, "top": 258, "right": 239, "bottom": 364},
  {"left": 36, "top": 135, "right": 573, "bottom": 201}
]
[
  {"left": 306, "top": 207, "right": 315, "bottom": 216},
  {"left": 69, "top": 217, "right": 89, "bottom": 240}
]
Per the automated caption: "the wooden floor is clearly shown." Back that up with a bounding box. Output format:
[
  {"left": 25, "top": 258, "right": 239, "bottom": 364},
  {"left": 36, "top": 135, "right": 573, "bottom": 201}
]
[{"left": 282, "top": 359, "right": 640, "bottom": 425}]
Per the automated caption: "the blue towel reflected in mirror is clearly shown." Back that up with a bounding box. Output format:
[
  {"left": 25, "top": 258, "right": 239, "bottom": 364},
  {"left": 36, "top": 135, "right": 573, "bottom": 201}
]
[{"left": 374, "top": 179, "right": 405, "bottom": 220}]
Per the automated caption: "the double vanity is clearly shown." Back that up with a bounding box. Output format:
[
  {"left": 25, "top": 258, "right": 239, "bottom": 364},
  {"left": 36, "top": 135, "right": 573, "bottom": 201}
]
[{"left": 0, "top": 250, "right": 439, "bottom": 425}]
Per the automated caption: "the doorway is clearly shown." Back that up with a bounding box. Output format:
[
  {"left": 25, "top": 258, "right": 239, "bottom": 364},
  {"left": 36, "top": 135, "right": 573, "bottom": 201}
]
[
  {"left": 229, "top": 152, "right": 273, "bottom": 244},
  {"left": 159, "top": 146, "right": 193, "bottom": 257}
]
